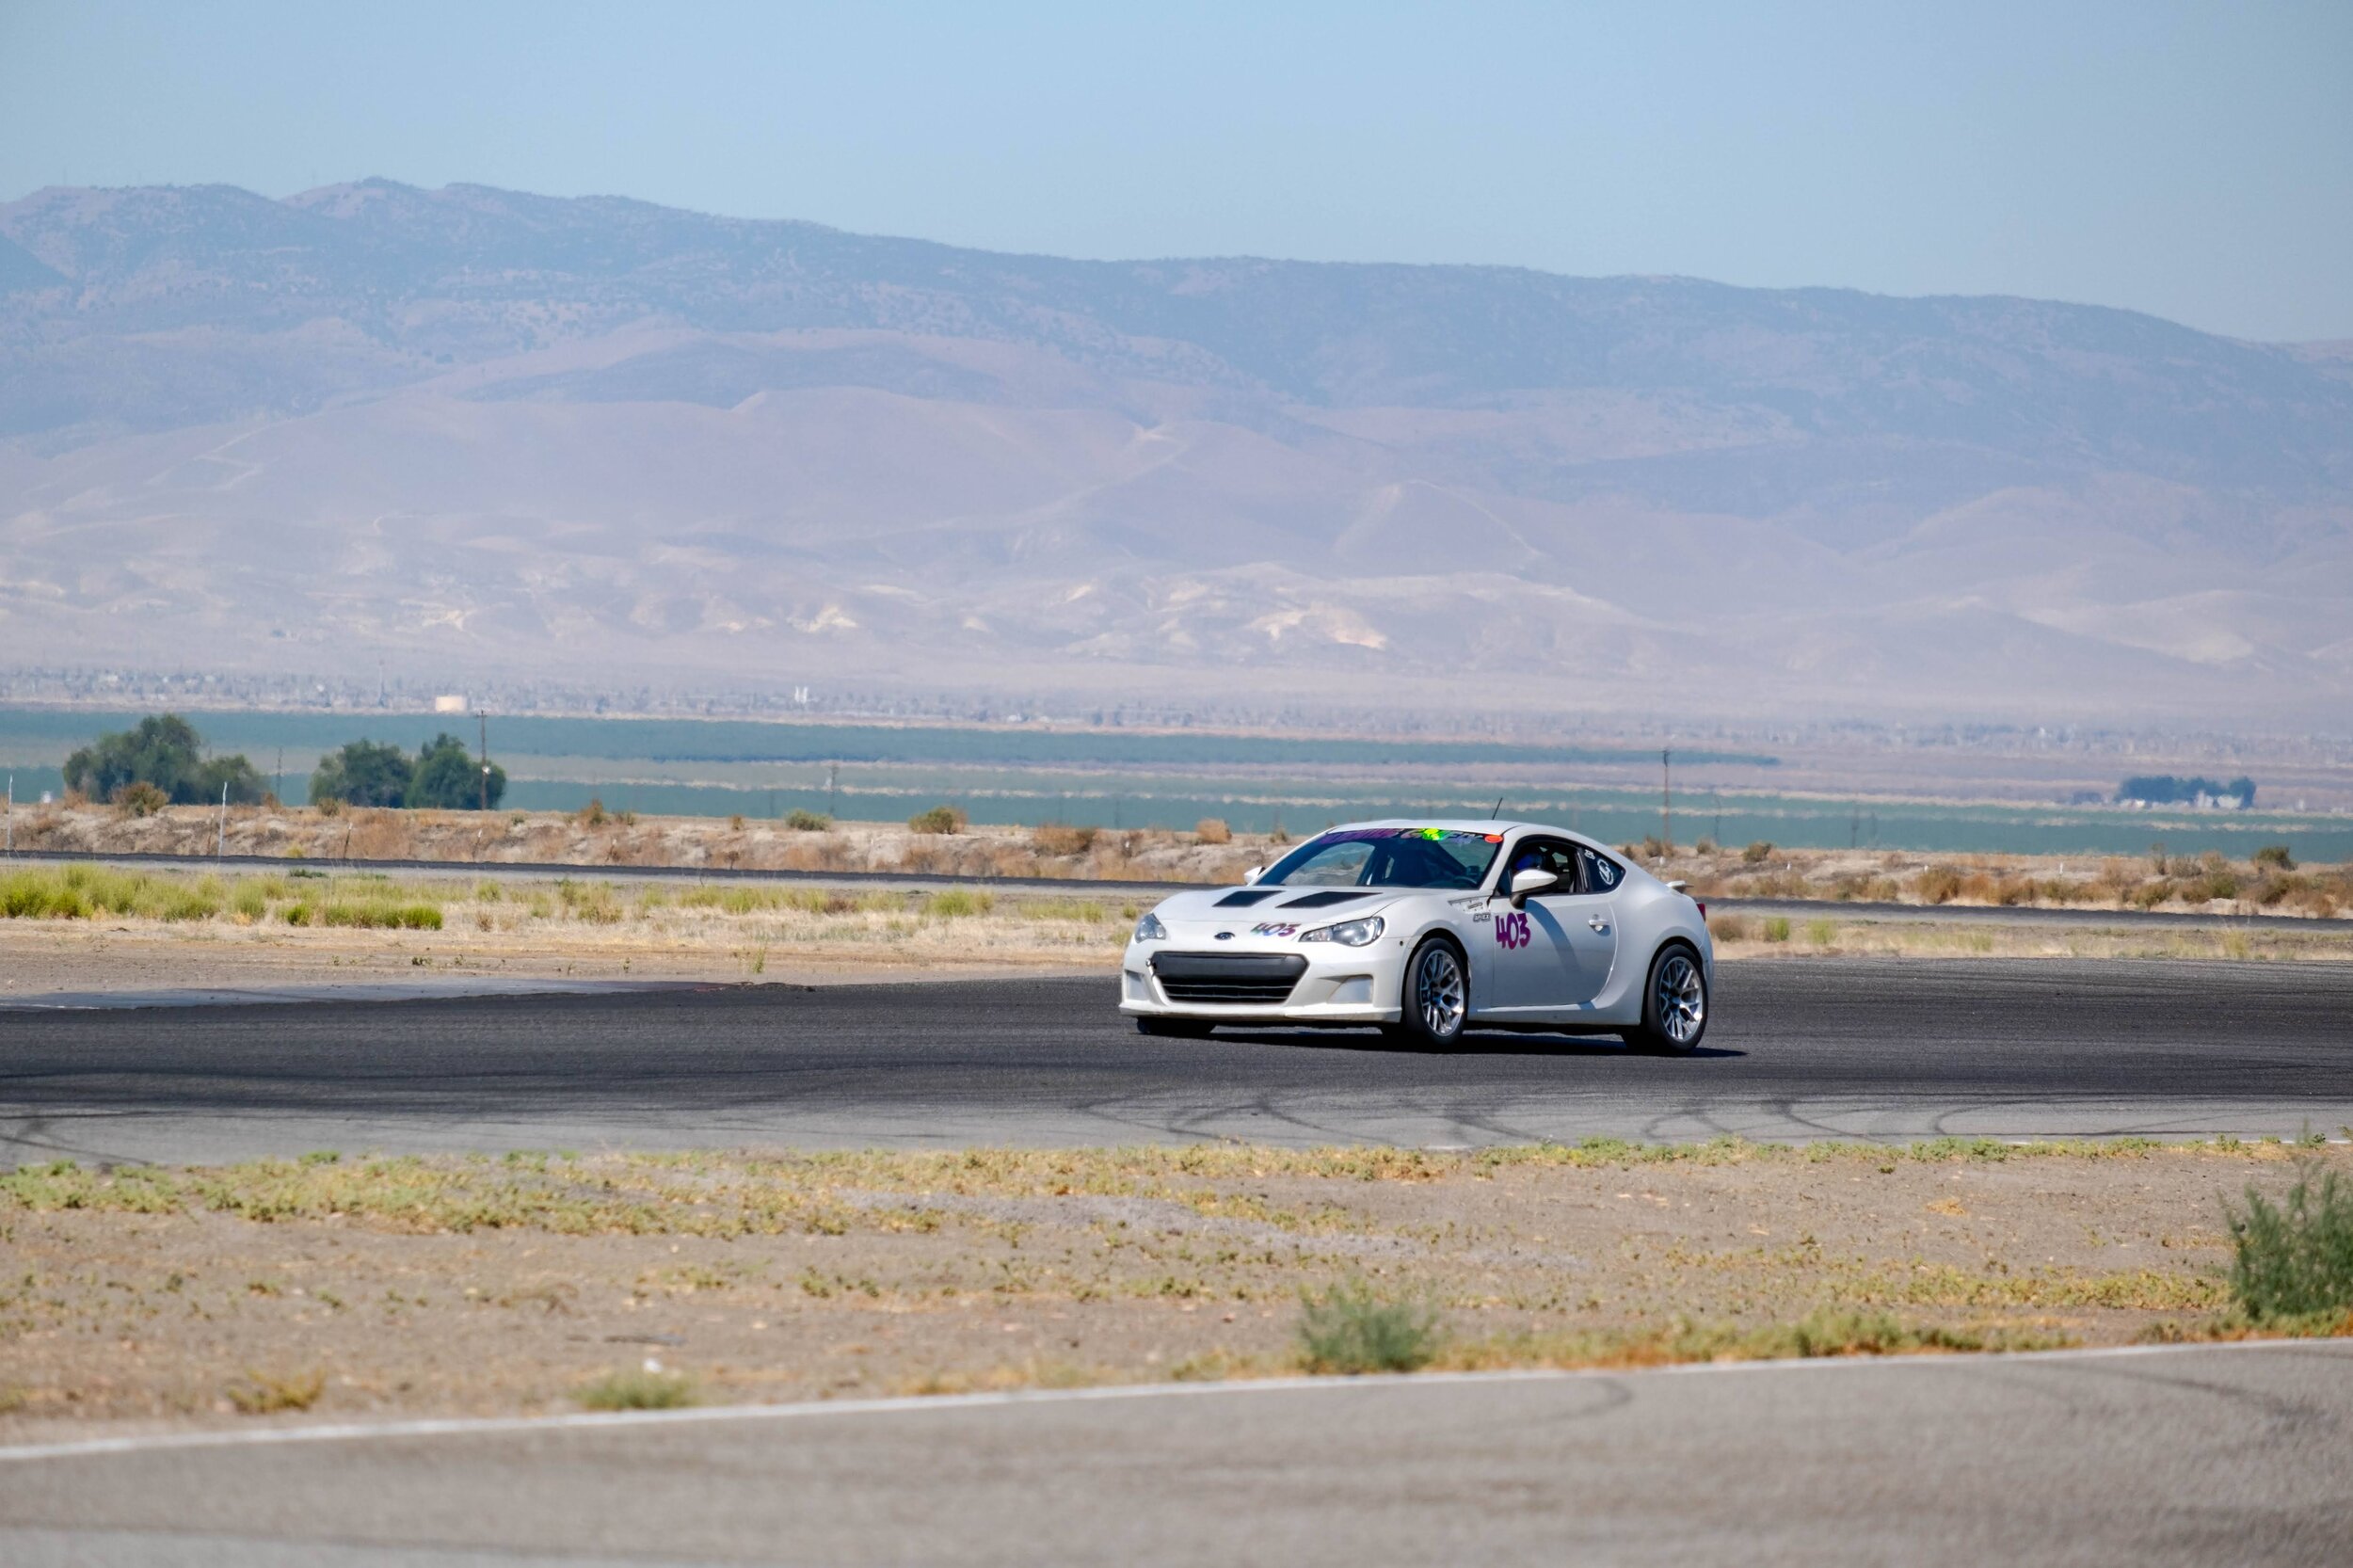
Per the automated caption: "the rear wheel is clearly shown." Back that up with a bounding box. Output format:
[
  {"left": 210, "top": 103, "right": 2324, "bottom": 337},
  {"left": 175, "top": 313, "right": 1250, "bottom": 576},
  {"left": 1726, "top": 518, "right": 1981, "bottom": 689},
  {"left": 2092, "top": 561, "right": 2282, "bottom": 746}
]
[
  {"left": 1136, "top": 1016, "right": 1214, "bottom": 1038},
  {"left": 1631, "top": 944, "right": 1706, "bottom": 1055},
  {"left": 1384, "top": 936, "right": 1468, "bottom": 1048}
]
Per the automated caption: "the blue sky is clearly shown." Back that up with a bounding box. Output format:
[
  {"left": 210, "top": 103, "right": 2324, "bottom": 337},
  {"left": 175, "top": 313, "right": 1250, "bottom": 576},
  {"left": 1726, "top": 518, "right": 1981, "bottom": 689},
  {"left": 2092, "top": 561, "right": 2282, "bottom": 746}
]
[{"left": 2, "top": 1, "right": 2346, "bottom": 340}]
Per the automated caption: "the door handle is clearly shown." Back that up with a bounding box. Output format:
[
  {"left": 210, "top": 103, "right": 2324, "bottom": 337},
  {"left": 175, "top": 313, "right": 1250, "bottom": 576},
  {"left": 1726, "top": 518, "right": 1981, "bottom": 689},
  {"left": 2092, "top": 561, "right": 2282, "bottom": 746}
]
[{"left": 1588, "top": 918, "right": 1610, "bottom": 933}]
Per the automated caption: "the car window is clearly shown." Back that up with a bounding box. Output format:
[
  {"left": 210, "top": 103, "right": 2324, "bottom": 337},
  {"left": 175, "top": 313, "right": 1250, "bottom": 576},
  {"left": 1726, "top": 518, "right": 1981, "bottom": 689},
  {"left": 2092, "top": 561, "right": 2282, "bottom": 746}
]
[
  {"left": 1578, "top": 847, "right": 1625, "bottom": 894},
  {"left": 1501, "top": 838, "right": 1580, "bottom": 892},
  {"left": 1261, "top": 828, "right": 1504, "bottom": 889},
  {"left": 1276, "top": 839, "right": 1373, "bottom": 886}
]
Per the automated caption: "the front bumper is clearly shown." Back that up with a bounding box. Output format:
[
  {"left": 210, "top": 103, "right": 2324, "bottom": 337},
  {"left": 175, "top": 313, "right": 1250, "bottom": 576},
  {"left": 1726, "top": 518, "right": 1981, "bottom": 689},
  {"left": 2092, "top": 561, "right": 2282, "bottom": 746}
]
[{"left": 1118, "top": 940, "right": 1404, "bottom": 1023}]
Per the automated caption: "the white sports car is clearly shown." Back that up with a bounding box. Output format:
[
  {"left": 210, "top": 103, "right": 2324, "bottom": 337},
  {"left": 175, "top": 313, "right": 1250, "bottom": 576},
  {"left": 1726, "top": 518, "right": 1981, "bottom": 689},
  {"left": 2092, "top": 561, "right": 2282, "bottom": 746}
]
[{"left": 1120, "top": 819, "right": 1713, "bottom": 1052}]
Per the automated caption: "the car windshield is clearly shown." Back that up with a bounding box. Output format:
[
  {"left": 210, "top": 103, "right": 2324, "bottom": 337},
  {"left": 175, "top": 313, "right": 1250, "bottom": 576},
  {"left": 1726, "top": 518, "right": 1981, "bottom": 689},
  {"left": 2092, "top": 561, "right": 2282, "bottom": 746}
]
[{"left": 1258, "top": 827, "right": 1504, "bottom": 890}]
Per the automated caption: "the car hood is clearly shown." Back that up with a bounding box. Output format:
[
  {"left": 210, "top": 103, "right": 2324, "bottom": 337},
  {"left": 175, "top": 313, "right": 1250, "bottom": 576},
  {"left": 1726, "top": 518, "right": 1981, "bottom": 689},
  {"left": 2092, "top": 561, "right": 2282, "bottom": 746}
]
[{"left": 1147, "top": 886, "right": 1412, "bottom": 939}]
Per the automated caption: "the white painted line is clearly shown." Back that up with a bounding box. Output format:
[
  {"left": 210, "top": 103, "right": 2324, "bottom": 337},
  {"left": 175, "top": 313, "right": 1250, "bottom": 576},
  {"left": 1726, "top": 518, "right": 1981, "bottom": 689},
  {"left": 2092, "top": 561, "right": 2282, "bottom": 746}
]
[{"left": 2, "top": 1336, "right": 2345, "bottom": 1466}]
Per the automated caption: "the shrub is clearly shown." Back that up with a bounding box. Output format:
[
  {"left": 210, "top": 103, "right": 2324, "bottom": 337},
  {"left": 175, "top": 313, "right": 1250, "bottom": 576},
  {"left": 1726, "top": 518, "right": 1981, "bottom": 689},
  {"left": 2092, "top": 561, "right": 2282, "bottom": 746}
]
[
  {"left": 784, "top": 808, "right": 832, "bottom": 831},
  {"left": 1916, "top": 866, "right": 1963, "bottom": 904},
  {"left": 1804, "top": 918, "right": 1837, "bottom": 947},
  {"left": 580, "top": 798, "right": 608, "bottom": 827},
  {"left": 2252, "top": 844, "right": 2296, "bottom": 872},
  {"left": 1195, "top": 817, "right": 1232, "bottom": 845},
  {"left": 227, "top": 1368, "right": 326, "bottom": 1416},
  {"left": 1707, "top": 913, "right": 1752, "bottom": 942},
  {"left": 2226, "top": 1167, "right": 2353, "bottom": 1324},
  {"left": 1762, "top": 916, "right": 1792, "bottom": 943},
  {"left": 575, "top": 1368, "right": 696, "bottom": 1411},
  {"left": 1032, "top": 822, "right": 1097, "bottom": 856},
  {"left": 2198, "top": 872, "right": 2242, "bottom": 902},
  {"left": 113, "top": 781, "right": 169, "bottom": 817},
  {"left": 1296, "top": 1280, "right": 1444, "bottom": 1374},
  {"left": 908, "top": 805, "right": 967, "bottom": 835},
  {"left": 1741, "top": 840, "right": 1775, "bottom": 865}
]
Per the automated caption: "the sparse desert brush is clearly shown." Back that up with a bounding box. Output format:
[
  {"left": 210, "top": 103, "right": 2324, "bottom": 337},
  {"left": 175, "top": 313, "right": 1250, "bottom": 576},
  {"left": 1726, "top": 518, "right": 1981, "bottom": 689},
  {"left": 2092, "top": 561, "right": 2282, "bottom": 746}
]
[
  {"left": 579, "top": 797, "right": 608, "bottom": 827},
  {"left": 1707, "top": 913, "right": 1752, "bottom": 943},
  {"left": 784, "top": 808, "right": 832, "bottom": 832},
  {"left": 908, "top": 805, "right": 967, "bottom": 835},
  {"left": 1032, "top": 822, "right": 1097, "bottom": 856},
  {"left": 1762, "top": 916, "right": 1792, "bottom": 943},
  {"left": 2252, "top": 843, "right": 2296, "bottom": 872},
  {"left": 1195, "top": 817, "right": 1232, "bottom": 846}
]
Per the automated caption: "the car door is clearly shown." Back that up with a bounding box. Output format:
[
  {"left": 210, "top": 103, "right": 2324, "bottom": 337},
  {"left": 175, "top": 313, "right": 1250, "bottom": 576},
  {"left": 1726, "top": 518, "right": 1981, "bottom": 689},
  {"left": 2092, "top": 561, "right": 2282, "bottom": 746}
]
[{"left": 1490, "top": 838, "right": 1620, "bottom": 1011}]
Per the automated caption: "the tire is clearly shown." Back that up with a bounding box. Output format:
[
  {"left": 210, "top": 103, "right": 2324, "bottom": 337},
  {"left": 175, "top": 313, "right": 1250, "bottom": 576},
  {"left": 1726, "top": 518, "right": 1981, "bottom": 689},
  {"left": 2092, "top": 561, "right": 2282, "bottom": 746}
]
[
  {"left": 1385, "top": 936, "right": 1469, "bottom": 1048},
  {"left": 1631, "top": 943, "right": 1707, "bottom": 1055},
  {"left": 1136, "top": 1016, "right": 1214, "bottom": 1038}
]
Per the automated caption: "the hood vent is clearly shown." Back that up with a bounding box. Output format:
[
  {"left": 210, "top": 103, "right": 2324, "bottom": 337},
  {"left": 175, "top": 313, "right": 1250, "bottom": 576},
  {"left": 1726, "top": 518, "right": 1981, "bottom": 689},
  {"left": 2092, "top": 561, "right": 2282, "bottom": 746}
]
[
  {"left": 1279, "top": 889, "right": 1379, "bottom": 909},
  {"left": 1213, "top": 888, "right": 1283, "bottom": 907}
]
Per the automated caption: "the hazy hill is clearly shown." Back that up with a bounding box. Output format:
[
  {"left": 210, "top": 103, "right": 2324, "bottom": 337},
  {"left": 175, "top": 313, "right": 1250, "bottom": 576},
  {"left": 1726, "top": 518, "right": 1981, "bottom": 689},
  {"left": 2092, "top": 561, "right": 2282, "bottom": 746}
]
[{"left": 2, "top": 179, "right": 2347, "bottom": 723}]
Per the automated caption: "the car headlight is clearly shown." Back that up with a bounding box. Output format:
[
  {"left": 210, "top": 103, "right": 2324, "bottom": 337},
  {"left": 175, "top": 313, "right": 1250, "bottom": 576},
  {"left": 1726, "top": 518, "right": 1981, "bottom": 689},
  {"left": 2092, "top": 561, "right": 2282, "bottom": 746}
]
[
  {"left": 1132, "top": 911, "right": 1168, "bottom": 942},
  {"left": 1299, "top": 915, "right": 1384, "bottom": 947}
]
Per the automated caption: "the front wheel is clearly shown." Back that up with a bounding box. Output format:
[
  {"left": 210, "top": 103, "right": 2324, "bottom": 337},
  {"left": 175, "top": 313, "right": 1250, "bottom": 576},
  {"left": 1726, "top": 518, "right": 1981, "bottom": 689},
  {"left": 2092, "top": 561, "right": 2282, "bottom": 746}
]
[
  {"left": 1136, "top": 1016, "right": 1213, "bottom": 1038},
  {"left": 1384, "top": 936, "right": 1469, "bottom": 1048},
  {"left": 1631, "top": 945, "right": 1707, "bottom": 1055}
]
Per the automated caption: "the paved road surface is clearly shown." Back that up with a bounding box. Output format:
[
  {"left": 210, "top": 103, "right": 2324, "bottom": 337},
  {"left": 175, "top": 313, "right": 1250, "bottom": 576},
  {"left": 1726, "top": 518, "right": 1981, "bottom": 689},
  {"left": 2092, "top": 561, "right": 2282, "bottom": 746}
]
[
  {"left": 2, "top": 1342, "right": 2346, "bottom": 1566},
  {"left": 4, "top": 959, "right": 2348, "bottom": 1164}
]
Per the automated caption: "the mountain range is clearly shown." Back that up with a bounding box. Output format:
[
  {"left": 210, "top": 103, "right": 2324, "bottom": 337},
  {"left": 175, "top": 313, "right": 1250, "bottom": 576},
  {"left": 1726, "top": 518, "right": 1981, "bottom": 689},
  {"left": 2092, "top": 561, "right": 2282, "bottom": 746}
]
[{"left": 2, "top": 178, "right": 2348, "bottom": 724}]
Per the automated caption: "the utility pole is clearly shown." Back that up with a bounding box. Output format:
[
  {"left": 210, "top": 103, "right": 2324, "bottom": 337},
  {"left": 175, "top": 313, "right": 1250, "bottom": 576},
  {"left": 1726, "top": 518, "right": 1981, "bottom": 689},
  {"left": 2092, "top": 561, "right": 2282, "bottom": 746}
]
[
  {"left": 1660, "top": 747, "right": 1672, "bottom": 855},
  {"left": 216, "top": 779, "right": 229, "bottom": 859},
  {"left": 6, "top": 773, "right": 11, "bottom": 856},
  {"left": 826, "top": 762, "right": 839, "bottom": 816},
  {"left": 478, "top": 712, "right": 490, "bottom": 813},
  {"left": 274, "top": 746, "right": 283, "bottom": 807}
]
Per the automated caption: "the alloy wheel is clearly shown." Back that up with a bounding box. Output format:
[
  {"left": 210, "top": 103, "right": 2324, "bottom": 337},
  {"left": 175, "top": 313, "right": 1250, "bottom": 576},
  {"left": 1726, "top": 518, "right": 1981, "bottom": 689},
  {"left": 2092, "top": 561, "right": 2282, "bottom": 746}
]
[
  {"left": 1656, "top": 952, "right": 1705, "bottom": 1046},
  {"left": 1417, "top": 945, "right": 1466, "bottom": 1039}
]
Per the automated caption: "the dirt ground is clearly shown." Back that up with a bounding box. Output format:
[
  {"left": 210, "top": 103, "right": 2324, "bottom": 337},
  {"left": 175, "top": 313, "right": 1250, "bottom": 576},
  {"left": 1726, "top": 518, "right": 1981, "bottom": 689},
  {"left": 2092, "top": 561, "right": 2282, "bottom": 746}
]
[
  {"left": 2, "top": 1141, "right": 2341, "bottom": 1440},
  {"left": 8, "top": 801, "right": 2347, "bottom": 916}
]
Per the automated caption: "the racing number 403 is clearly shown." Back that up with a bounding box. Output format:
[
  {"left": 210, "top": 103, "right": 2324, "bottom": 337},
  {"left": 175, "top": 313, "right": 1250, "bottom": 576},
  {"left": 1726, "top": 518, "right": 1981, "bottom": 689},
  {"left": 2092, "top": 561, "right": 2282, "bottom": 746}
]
[{"left": 1494, "top": 911, "right": 1531, "bottom": 950}]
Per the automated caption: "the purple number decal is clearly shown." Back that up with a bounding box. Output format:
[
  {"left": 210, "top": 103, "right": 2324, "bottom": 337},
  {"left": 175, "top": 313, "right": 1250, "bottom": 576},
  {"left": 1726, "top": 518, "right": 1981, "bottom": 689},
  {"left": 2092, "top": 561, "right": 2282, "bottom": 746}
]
[{"left": 1493, "top": 912, "right": 1531, "bottom": 950}]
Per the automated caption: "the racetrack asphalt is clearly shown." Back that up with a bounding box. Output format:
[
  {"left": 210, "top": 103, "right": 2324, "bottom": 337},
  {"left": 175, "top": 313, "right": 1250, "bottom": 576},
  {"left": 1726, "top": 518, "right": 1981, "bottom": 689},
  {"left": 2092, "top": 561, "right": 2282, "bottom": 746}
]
[
  {"left": 2, "top": 1341, "right": 2346, "bottom": 1566},
  {"left": 5, "top": 957, "right": 2349, "bottom": 1165}
]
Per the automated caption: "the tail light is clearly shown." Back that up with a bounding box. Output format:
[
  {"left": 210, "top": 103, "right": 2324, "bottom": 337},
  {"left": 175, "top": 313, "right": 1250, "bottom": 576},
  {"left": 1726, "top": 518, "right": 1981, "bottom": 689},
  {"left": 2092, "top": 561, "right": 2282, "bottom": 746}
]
[{"left": 1695, "top": 901, "right": 1707, "bottom": 920}]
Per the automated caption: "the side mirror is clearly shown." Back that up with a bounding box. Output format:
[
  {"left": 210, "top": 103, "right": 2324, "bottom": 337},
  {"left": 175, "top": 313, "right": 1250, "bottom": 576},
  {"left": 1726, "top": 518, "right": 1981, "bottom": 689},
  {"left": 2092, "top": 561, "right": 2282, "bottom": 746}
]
[
  {"left": 1507, "top": 868, "right": 1559, "bottom": 908},
  {"left": 1243, "top": 866, "right": 1264, "bottom": 885}
]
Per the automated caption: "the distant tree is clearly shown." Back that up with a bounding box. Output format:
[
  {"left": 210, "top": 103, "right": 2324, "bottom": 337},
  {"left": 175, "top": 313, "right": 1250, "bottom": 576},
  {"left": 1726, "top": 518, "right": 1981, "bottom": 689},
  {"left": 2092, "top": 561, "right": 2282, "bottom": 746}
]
[
  {"left": 194, "top": 753, "right": 269, "bottom": 806},
  {"left": 310, "top": 739, "right": 413, "bottom": 808},
  {"left": 407, "top": 732, "right": 505, "bottom": 810},
  {"left": 62, "top": 713, "right": 264, "bottom": 805}
]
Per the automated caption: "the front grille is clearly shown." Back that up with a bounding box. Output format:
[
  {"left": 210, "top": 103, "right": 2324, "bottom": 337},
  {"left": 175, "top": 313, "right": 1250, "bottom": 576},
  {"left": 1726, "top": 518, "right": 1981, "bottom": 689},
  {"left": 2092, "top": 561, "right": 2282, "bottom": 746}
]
[{"left": 1151, "top": 952, "right": 1308, "bottom": 1006}]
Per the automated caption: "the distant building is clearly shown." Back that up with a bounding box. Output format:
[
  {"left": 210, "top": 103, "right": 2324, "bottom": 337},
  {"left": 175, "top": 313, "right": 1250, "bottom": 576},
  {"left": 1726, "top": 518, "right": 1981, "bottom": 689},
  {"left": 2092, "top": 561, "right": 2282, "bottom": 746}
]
[{"left": 433, "top": 695, "right": 468, "bottom": 714}]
